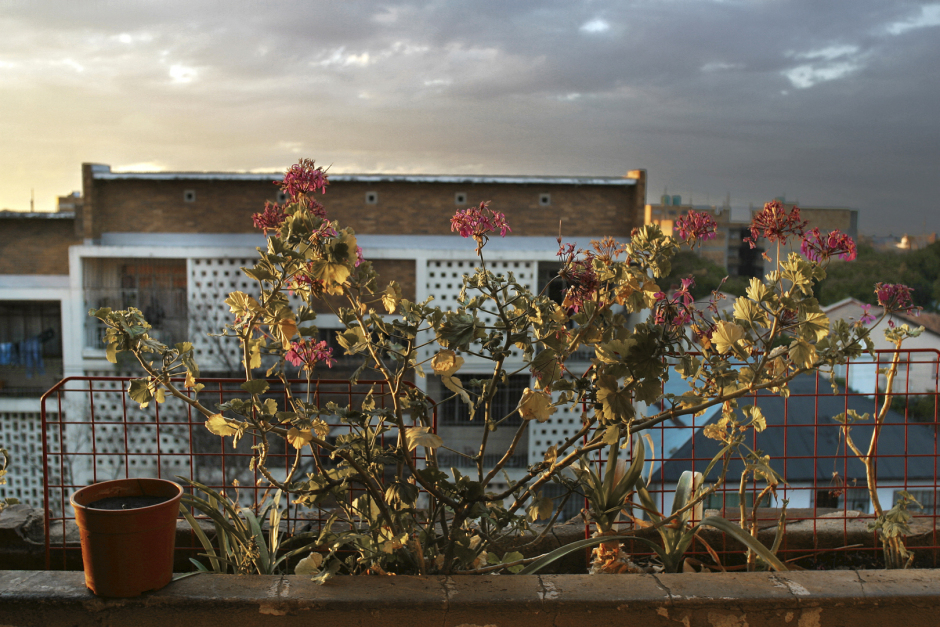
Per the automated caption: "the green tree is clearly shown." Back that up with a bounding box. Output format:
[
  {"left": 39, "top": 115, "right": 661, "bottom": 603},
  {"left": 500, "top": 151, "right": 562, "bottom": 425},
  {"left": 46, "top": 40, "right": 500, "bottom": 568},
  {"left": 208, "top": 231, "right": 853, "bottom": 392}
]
[
  {"left": 816, "top": 242, "right": 940, "bottom": 312},
  {"left": 660, "top": 251, "right": 749, "bottom": 300}
]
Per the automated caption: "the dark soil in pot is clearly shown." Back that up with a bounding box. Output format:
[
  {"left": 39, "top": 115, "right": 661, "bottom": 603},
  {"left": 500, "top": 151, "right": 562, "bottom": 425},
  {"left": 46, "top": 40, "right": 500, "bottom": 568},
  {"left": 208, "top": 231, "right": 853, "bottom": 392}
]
[{"left": 86, "top": 495, "right": 172, "bottom": 510}]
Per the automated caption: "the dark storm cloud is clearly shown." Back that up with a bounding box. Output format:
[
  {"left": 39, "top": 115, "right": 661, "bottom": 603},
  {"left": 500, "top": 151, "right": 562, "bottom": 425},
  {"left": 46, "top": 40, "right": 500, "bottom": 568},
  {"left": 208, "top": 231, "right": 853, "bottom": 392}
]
[{"left": 0, "top": 0, "right": 937, "bottom": 234}]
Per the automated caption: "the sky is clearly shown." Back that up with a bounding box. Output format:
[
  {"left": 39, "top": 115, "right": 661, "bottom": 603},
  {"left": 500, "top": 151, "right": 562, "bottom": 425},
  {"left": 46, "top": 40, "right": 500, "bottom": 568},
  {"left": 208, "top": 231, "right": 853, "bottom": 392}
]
[{"left": 1, "top": 0, "right": 938, "bottom": 235}]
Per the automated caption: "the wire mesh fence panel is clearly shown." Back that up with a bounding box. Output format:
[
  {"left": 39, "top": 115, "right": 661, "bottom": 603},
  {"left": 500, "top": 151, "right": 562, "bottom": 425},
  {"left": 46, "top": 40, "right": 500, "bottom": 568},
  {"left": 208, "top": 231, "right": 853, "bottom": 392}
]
[
  {"left": 584, "top": 349, "right": 940, "bottom": 569},
  {"left": 41, "top": 376, "right": 433, "bottom": 569}
]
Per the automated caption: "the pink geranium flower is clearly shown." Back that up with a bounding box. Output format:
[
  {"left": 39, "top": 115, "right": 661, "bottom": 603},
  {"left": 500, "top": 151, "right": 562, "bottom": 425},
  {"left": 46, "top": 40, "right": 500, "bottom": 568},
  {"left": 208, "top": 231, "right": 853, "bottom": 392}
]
[
  {"left": 674, "top": 210, "right": 718, "bottom": 248},
  {"left": 744, "top": 200, "right": 808, "bottom": 248},
  {"left": 278, "top": 159, "right": 329, "bottom": 201},
  {"left": 800, "top": 228, "right": 857, "bottom": 262},
  {"left": 451, "top": 201, "right": 511, "bottom": 252},
  {"left": 285, "top": 339, "right": 335, "bottom": 371}
]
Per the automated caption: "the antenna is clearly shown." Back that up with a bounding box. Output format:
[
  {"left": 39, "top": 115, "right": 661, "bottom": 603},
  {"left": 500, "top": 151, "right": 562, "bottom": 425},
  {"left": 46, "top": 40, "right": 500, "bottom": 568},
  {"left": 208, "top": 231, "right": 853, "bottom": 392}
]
[{"left": 30, "top": 188, "right": 34, "bottom": 212}]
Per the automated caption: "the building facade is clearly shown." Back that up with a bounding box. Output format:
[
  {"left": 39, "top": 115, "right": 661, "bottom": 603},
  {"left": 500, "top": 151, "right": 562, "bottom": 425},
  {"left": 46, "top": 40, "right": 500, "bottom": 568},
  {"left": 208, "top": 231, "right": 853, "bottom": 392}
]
[{"left": 0, "top": 164, "right": 647, "bottom": 507}]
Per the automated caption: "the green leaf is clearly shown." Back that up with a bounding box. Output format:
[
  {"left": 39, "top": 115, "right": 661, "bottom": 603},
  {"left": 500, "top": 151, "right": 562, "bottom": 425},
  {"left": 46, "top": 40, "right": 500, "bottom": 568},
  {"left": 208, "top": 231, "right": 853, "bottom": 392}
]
[
  {"left": 741, "top": 405, "right": 767, "bottom": 432},
  {"left": 504, "top": 551, "right": 525, "bottom": 574},
  {"left": 127, "top": 379, "right": 154, "bottom": 408},
  {"left": 595, "top": 376, "right": 634, "bottom": 424},
  {"left": 733, "top": 298, "right": 767, "bottom": 327},
  {"left": 241, "top": 379, "right": 270, "bottom": 395},
  {"left": 789, "top": 339, "right": 817, "bottom": 369},
  {"left": 746, "top": 278, "right": 771, "bottom": 303},
  {"left": 799, "top": 311, "right": 830, "bottom": 342},
  {"left": 696, "top": 516, "right": 788, "bottom": 572}
]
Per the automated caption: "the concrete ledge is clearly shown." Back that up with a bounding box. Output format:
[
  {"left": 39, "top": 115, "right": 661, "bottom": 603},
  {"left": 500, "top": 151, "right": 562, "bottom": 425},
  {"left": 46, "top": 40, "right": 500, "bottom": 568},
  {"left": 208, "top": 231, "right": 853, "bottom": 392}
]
[{"left": 2, "top": 570, "right": 940, "bottom": 626}]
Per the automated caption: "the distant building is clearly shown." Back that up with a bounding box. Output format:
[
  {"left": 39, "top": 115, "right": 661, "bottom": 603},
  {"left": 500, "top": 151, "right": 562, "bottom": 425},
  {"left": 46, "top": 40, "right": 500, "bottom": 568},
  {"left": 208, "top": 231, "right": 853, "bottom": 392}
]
[{"left": 645, "top": 194, "right": 858, "bottom": 279}]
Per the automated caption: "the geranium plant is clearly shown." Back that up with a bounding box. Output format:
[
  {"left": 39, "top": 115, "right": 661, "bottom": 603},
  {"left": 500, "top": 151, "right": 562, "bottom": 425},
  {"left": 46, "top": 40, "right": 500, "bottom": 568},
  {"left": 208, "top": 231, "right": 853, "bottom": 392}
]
[{"left": 91, "top": 161, "right": 902, "bottom": 578}]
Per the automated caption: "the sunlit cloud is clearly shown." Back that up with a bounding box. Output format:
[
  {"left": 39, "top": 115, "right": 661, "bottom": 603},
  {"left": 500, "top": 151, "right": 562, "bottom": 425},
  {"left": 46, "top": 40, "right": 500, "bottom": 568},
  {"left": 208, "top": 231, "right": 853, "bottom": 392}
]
[
  {"left": 62, "top": 58, "right": 84, "bottom": 73},
  {"left": 783, "top": 62, "right": 860, "bottom": 89},
  {"left": 886, "top": 4, "right": 940, "bottom": 35},
  {"left": 791, "top": 45, "right": 859, "bottom": 61},
  {"left": 580, "top": 18, "right": 610, "bottom": 33},
  {"left": 112, "top": 162, "right": 167, "bottom": 172},
  {"left": 317, "top": 47, "right": 373, "bottom": 67},
  {"left": 783, "top": 44, "right": 864, "bottom": 89},
  {"left": 168, "top": 64, "right": 198, "bottom": 83}
]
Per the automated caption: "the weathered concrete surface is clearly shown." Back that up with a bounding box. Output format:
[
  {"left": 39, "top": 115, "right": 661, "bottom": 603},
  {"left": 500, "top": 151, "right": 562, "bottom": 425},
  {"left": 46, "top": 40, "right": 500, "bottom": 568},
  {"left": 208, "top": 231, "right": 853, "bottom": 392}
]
[{"left": 2, "top": 570, "right": 940, "bottom": 626}]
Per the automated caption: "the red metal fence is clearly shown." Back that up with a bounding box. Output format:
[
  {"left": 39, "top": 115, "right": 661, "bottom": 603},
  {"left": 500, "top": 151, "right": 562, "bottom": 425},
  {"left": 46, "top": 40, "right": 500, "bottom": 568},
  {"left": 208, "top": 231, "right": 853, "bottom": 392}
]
[
  {"left": 41, "top": 348, "right": 940, "bottom": 570},
  {"left": 41, "top": 376, "right": 432, "bottom": 569}
]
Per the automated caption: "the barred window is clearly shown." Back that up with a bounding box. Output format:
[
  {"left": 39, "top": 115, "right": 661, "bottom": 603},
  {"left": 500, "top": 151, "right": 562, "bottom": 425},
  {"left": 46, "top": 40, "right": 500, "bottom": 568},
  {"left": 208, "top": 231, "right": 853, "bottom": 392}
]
[{"left": 429, "top": 373, "right": 529, "bottom": 427}]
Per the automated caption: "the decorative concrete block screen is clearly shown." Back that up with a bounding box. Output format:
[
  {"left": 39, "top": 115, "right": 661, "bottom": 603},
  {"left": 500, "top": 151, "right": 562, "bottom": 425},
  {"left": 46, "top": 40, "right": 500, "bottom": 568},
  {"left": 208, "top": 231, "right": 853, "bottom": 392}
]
[
  {"left": 528, "top": 389, "right": 585, "bottom": 466},
  {"left": 0, "top": 410, "right": 60, "bottom": 506},
  {"left": 189, "top": 257, "right": 257, "bottom": 372},
  {"left": 421, "top": 259, "right": 536, "bottom": 363}
]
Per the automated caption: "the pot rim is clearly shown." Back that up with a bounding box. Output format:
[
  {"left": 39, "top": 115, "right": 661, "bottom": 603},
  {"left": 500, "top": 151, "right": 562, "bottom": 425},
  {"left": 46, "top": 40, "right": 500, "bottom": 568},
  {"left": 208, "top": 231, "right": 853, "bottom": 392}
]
[{"left": 69, "top": 477, "right": 183, "bottom": 513}]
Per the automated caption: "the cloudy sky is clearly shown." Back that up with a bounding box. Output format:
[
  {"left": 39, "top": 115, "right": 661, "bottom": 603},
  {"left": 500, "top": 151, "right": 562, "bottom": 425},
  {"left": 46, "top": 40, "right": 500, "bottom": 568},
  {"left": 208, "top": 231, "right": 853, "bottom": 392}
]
[{"left": 1, "top": 1, "right": 938, "bottom": 235}]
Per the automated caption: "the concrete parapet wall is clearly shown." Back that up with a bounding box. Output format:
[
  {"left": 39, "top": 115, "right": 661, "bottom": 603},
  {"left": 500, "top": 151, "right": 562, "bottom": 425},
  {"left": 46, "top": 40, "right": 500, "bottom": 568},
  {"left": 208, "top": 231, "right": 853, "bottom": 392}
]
[{"left": 2, "top": 570, "right": 940, "bottom": 626}]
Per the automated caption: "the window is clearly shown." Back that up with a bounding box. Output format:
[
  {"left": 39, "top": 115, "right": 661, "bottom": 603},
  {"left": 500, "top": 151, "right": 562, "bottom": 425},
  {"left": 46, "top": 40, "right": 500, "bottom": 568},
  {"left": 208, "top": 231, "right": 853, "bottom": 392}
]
[
  {"left": 183, "top": 190, "right": 196, "bottom": 203},
  {"left": 897, "top": 489, "right": 938, "bottom": 515},
  {"left": 430, "top": 373, "right": 529, "bottom": 426},
  {"left": 537, "top": 261, "right": 566, "bottom": 305},
  {"left": 455, "top": 192, "right": 467, "bottom": 205},
  {"left": 365, "top": 191, "right": 378, "bottom": 205},
  {"left": 539, "top": 193, "right": 551, "bottom": 206},
  {"left": 84, "top": 258, "right": 187, "bottom": 348},
  {"left": 814, "top": 486, "right": 871, "bottom": 513},
  {"left": 703, "top": 491, "right": 754, "bottom": 512},
  {"left": 0, "top": 301, "right": 62, "bottom": 396}
]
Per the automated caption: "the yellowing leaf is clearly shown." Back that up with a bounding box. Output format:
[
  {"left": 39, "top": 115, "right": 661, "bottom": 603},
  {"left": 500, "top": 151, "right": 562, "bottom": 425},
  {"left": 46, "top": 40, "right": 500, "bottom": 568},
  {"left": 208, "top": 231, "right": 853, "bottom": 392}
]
[
  {"left": 405, "top": 426, "right": 443, "bottom": 451},
  {"left": 294, "top": 552, "right": 323, "bottom": 575},
  {"left": 287, "top": 428, "right": 314, "bottom": 450},
  {"left": 517, "top": 388, "right": 557, "bottom": 423},
  {"left": 206, "top": 413, "right": 238, "bottom": 437},
  {"left": 382, "top": 281, "right": 402, "bottom": 314},
  {"left": 713, "top": 321, "right": 746, "bottom": 354},
  {"left": 225, "top": 291, "right": 262, "bottom": 317},
  {"left": 431, "top": 350, "right": 464, "bottom": 376},
  {"left": 274, "top": 317, "right": 298, "bottom": 349}
]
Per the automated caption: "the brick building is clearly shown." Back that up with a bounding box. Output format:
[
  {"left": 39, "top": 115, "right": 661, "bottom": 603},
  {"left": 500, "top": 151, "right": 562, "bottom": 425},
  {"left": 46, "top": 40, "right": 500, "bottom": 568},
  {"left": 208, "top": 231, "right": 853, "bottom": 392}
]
[{"left": 0, "top": 163, "right": 646, "bottom": 506}]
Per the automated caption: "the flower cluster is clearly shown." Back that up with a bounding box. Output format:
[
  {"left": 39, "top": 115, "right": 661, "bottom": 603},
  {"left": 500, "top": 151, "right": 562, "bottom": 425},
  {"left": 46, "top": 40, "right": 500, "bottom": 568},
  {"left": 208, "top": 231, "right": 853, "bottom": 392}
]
[
  {"left": 451, "top": 201, "right": 511, "bottom": 251},
  {"left": 279, "top": 158, "right": 329, "bottom": 201},
  {"left": 745, "top": 200, "right": 808, "bottom": 248},
  {"left": 800, "top": 228, "right": 857, "bottom": 262},
  {"left": 858, "top": 304, "right": 877, "bottom": 326},
  {"left": 653, "top": 277, "right": 696, "bottom": 326},
  {"left": 557, "top": 243, "right": 599, "bottom": 313},
  {"left": 252, "top": 202, "right": 288, "bottom": 236},
  {"left": 875, "top": 283, "right": 918, "bottom": 314},
  {"left": 285, "top": 339, "right": 335, "bottom": 371},
  {"left": 674, "top": 210, "right": 718, "bottom": 248}
]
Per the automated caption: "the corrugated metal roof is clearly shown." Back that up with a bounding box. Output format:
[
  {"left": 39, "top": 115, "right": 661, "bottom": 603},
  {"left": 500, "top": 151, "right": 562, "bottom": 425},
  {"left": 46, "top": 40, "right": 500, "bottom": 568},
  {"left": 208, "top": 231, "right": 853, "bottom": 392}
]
[{"left": 657, "top": 374, "right": 937, "bottom": 483}]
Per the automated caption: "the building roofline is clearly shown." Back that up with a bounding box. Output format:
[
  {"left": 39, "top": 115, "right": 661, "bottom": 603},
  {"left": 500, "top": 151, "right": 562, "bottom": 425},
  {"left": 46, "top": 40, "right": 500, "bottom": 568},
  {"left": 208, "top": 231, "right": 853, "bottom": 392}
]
[{"left": 88, "top": 166, "right": 637, "bottom": 186}]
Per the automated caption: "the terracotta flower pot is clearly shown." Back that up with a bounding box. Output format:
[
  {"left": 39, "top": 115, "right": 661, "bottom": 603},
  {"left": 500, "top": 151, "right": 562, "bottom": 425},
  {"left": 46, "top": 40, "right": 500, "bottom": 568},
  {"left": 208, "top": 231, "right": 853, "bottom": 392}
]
[{"left": 70, "top": 478, "right": 183, "bottom": 597}]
